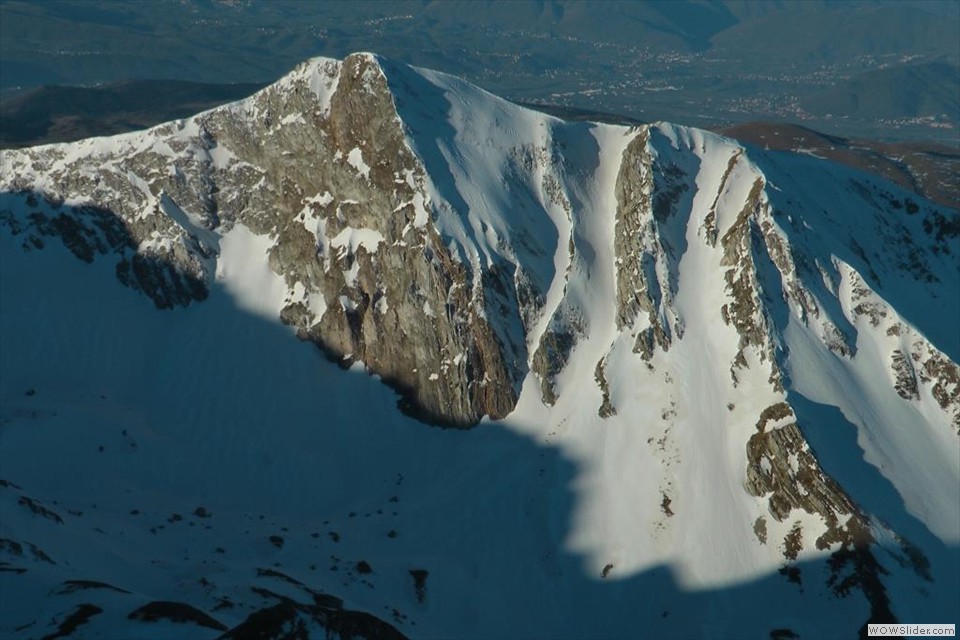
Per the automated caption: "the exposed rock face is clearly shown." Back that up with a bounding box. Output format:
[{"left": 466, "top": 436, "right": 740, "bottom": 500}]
[
  {"left": 0, "top": 196, "right": 208, "bottom": 309},
  {"left": 846, "top": 268, "right": 960, "bottom": 433},
  {"left": 530, "top": 319, "right": 579, "bottom": 405},
  {"left": 613, "top": 128, "right": 681, "bottom": 360},
  {"left": 719, "top": 177, "right": 775, "bottom": 380},
  {"left": 613, "top": 128, "right": 654, "bottom": 330},
  {"left": 745, "top": 398, "right": 928, "bottom": 634},
  {"left": 219, "top": 592, "right": 406, "bottom": 640},
  {"left": 746, "top": 403, "right": 856, "bottom": 526},
  {"left": 127, "top": 601, "right": 227, "bottom": 631},
  {"left": 1, "top": 53, "right": 524, "bottom": 427}
]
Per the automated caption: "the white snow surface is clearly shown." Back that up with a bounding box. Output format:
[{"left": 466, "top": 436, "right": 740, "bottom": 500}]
[
  {"left": 329, "top": 226, "right": 386, "bottom": 256},
  {"left": 1, "top": 53, "right": 958, "bottom": 639},
  {"left": 346, "top": 147, "right": 371, "bottom": 180}
]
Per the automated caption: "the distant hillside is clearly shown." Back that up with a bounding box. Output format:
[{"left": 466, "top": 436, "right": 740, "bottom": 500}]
[
  {"left": 802, "top": 62, "right": 960, "bottom": 122},
  {"left": 0, "top": 79, "right": 265, "bottom": 147},
  {"left": 2, "top": 1, "right": 959, "bottom": 146},
  {"left": 710, "top": 5, "right": 960, "bottom": 64},
  {"left": 515, "top": 101, "right": 646, "bottom": 126},
  {"left": 3, "top": 1, "right": 956, "bottom": 90},
  {"left": 718, "top": 121, "right": 959, "bottom": 210}
]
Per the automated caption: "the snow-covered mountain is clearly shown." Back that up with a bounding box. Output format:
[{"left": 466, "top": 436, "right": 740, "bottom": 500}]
[{"left": 0, "top": 53, "right": 957, "bottom": 639}]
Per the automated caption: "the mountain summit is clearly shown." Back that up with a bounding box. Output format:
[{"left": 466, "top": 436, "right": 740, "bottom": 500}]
[{"left": 1, "top": 53, "right": 958, "bottom": 639}]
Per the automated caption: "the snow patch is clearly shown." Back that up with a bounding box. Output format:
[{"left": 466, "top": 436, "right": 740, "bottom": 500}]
[
  {"left": 216, "top": 224, "right": 287, "bottom": 320},
  {"left": 347, "top": 147, "right": 370, "bottom": 180},
  {"left": 330, "top": 227, "right": 385, "bottom": 255}
]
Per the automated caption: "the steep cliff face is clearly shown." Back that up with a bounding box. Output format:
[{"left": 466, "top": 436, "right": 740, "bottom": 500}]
[
  {"left": 1, "top": 53, "right": 533, "bottom": 426},
  {"left": 1, "top": 53, "right": 958, "bottom": 640}
]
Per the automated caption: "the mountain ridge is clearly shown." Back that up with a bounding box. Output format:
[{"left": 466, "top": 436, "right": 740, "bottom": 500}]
[
  {"left": 6, "top": 80, "right": 957, "bottom": 212},
  {"left": 1, "top": 52, "right": 958, "bottom": 639}
]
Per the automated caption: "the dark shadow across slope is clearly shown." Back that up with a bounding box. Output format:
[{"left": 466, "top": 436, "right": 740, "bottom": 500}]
[{"left": 0, "top": 191, "right": 957, "bottom": 640}]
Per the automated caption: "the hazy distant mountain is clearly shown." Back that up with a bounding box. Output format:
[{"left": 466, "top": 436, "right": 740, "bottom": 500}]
[
  {"left": 718, "top": 120, "right": 960, "bottom": 209},
  {"left": 710, "top": 4, "right": 960, "bottom": 63},
  {"left": 1, "top": 53, "right": 957, "bottom": 639},
  {"left": 803, "top": 62, "right": 960, "bottom": 121},
  {"left": 0, "top": 80, "right": 266, "bottom": 147},
  {"left": 2, "top": 0, "right": 958, "bottom": 145},
  {"left": 2, "top": 0, "right": 956, "bottom": 89}
]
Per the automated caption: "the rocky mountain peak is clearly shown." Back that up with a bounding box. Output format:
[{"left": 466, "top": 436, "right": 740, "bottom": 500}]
[{"left": 1, "top": 53, "right": 958, "bottom": 639}]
